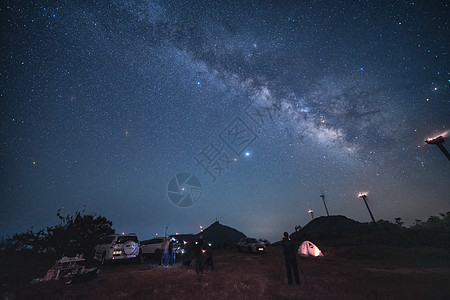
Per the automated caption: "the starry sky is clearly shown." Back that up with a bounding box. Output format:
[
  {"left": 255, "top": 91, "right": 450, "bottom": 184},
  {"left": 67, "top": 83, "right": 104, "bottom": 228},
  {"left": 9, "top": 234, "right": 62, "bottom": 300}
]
[{"left": 1, "top": 0, "right": 449, "bottom": 242}]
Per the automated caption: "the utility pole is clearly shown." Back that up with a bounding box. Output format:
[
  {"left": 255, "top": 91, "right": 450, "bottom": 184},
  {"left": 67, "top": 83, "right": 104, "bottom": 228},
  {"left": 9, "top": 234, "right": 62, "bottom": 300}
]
[
  {"left": 358, "top": 193, "right": 375, "bottom": 223},
  {"left": 308, "top": 209, "right": 314, "bottom": 220},
  {"left": 320, "top": 193, "right": 330, "bottom": 217}
]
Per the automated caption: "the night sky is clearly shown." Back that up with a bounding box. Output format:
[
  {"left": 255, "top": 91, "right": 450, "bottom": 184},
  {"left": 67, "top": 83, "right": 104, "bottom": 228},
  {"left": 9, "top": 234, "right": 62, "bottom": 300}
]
[{"left": 1, "top": 0, "right": 449, "bottom": 242}]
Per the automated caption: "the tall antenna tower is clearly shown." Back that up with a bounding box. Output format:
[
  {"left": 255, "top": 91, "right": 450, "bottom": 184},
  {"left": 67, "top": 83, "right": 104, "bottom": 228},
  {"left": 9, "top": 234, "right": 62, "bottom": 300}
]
[{"left": 320, "top": 193, "right": 330, "bottom": 217}]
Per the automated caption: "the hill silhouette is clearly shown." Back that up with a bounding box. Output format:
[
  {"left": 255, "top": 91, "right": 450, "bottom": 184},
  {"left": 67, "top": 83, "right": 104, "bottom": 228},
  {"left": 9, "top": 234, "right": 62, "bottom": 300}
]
[
  {"left": 292, "top": 215, "right": 367, "bottom": 242},
  {"left": 290, "top": 214, "right": 450, "bottom": 249},
  {"left": 200, "top": 221, "right": 246, "bottom": 248}
]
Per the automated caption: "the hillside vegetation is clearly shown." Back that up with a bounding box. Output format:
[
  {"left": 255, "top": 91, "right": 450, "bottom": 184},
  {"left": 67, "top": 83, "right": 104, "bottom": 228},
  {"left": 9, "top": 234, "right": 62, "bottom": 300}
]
[{"left": 292, "top": 213, "right": 450, "bottom": 249}]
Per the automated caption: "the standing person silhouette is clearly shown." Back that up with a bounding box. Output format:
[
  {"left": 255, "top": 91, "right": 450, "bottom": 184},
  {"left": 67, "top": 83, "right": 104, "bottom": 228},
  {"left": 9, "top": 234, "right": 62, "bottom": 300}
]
[
  {"left": 168, "top": 238, "right": 175, "bottom": 266},
  {"left": 194, "top": 234, "right": 205, "bottom": 274},
  {"left": 161, "top": 238, "right": 170, "bottom": 266},
  {"left": 171, "top": 238, "right": 179, "bottom": 265},
  {"left": 204, "top": 240, "right": 214, "bottom": 271},
  {"left": 282, "top": 232, "right": 300, "bottom": 285}
]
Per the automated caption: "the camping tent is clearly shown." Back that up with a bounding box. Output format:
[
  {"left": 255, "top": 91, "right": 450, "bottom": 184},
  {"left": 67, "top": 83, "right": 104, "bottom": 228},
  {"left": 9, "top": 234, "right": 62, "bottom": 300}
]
[{"left": 298, "top": 241, "right": 323, "bottom": 257}]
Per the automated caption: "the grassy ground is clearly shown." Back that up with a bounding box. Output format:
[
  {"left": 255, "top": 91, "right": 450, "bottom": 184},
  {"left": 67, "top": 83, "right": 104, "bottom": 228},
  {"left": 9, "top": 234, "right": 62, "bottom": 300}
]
[{"left": 2, "top": 245, "right": 450, "bottom": 299}]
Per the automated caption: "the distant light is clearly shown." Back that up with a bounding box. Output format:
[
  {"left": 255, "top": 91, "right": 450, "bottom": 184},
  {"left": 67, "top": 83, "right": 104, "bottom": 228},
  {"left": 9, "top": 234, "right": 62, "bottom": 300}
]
[
  {"left": 245, "top": 152, "right": 250, "bottom": 157},
  {"left": 308, "top": 209, "right": 313, "bottom": 214}
]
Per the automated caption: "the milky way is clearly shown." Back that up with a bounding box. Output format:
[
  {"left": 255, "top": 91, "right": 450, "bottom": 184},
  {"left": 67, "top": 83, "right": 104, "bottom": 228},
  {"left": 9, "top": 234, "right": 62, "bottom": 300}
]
[{"left": 1, "top": 0, "right": 449, "bottom": 241}]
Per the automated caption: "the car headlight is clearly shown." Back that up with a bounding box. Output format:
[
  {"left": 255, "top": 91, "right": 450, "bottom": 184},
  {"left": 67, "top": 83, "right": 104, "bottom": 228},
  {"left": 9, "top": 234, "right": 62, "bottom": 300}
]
[{"left": 113, "top": 250, "right": 122, "bottom": 255}]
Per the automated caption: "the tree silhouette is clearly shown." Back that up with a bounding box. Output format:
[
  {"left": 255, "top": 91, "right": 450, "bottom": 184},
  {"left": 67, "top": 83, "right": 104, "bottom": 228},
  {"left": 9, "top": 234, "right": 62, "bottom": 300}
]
[
  {"left": 2, "top": 209, "right": 114, "bottom": 256},
  {"left": 394, "top": 217, "right": 404, "bottom": 227},
  {"left": 45, "top": 209, "right": 114, "bottom": 256}
]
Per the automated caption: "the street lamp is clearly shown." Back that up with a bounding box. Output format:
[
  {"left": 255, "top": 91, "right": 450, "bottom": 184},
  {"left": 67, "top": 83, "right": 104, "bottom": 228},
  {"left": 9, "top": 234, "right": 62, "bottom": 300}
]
[
  {"left": 358, "top": 192, "right": 376, "bottom": 223},
  {"left": 425, "top": 135, "right": 450, "bottom": 161},
  {"left": 308, "top": 209, "right": 314, "bottom": 220}
]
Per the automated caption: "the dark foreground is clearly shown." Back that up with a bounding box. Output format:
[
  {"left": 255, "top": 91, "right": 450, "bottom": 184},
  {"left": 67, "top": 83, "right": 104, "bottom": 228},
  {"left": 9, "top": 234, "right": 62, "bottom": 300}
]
[{"left": 2, "top": 245, "right": 450, "bottom": 299}]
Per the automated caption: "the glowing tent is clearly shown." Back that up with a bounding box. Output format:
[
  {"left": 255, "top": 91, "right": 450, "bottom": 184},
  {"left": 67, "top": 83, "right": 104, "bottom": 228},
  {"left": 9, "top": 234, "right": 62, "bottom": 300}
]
[{"left": 298, "top": 241, "right": 323, "bottom": 257}]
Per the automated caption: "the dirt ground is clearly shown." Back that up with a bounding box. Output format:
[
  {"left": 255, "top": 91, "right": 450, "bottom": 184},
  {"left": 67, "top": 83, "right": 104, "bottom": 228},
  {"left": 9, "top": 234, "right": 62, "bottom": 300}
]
[{"left": 3, "top": 245, "right": 450, "bottom": 300}]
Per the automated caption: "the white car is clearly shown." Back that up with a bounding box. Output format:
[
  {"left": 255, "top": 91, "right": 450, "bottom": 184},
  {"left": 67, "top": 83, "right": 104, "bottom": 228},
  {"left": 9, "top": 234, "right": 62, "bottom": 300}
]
[
  {"left": 139, "top": 237, "right": 170, "bottom": 260},
  {"left": 93, "top": 234, "right": 139, "bottom": 264},
  {"left": 237, "top": 238, "right": 266, "bottom": 253},
  {"left": 139, "top": 237, "right": 182, "bottom": 262}
]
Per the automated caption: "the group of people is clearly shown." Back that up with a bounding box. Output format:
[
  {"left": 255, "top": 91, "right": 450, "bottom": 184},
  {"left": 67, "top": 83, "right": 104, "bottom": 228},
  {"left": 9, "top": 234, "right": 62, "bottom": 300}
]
[
  {"left": 159, "top": 234, "right": 214, "bottom": 273},
  {"left": 159, "top": 232, "right": 301, "bottom": 286},
  {"left": 160, "top": 237, "right": 180, "bottom": 266},
  {"left": 191, "top": 232, "right": 300, "bottom": 285}
]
